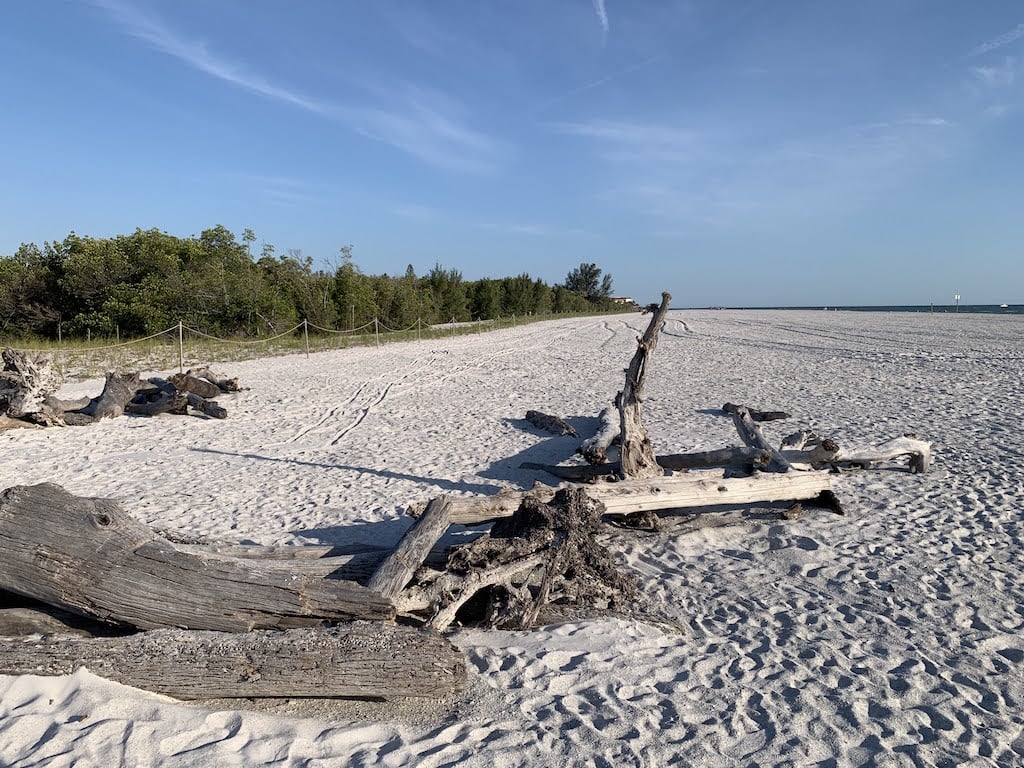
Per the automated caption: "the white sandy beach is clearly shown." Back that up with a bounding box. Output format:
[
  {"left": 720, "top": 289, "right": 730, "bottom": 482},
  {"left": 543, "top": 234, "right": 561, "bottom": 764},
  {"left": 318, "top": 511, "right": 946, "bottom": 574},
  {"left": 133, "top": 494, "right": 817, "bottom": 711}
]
[{"left": 2, "top": 309, "right": 1023, "bottom": 767}]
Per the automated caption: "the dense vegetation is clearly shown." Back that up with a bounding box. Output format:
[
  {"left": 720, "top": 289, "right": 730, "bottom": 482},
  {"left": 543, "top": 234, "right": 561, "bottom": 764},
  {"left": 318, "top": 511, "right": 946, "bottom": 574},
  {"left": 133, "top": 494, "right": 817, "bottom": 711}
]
[{"left": 0, "top": 225, "right": 627, "bottom": 340}]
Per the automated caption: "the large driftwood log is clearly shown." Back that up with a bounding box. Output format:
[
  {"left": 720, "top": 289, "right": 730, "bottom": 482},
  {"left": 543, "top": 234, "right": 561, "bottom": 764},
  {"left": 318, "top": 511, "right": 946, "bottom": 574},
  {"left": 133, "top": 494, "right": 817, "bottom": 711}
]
[
  {"left": 422, "top": 470, "right": 837, "bottom": 526},
  {"left": 0, "top": 483, "right": 394, "bottom": 631},
  {"left": 0, "top": 622, "right": 466, "bottom": 700},
  {"left": 577, "top": 404, "right": 621, "bottom": 464},
  {"left": 168, "top": 372, "right": 223, "bottom": 399},
  {"left": 618, "top": 293, "right": 672, "bottom": 478},
  {"left": 76, "top": 372, "right": 143, "bottom": 421}
]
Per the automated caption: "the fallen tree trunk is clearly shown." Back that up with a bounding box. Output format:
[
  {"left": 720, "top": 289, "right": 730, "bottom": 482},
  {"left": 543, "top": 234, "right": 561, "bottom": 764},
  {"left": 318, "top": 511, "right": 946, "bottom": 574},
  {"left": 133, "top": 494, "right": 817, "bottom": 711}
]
[
  {"left": 429, "top": 470, "right": 838, "bottom": 525},
  {"left": 75, "top": 372, "right": 143, "bottom": 422},
  {"left": 0, "top": 622, "right": 466, "bottom": 700},
  {"left": 0, "top": 483, "right": 395, "bottom": 631},
  {"left": 577, "top": 404, "right": 620, "bottom": 464},
  {"left": 619, "top": 293, "right": 672, "bottom": 479}
]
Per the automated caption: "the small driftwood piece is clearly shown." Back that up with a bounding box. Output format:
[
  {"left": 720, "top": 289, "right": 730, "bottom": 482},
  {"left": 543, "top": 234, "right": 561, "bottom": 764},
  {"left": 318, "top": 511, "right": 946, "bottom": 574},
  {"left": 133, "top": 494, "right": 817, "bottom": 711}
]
[
  {"left": 427, "top": 470, "right": 837, "bottom": 526},
  {"left": 725, "top": 403, "right": 794, "bottom": 472},
  {"left": 0, "top": 483, "right": 394, "bottom": 631},
  {"left": 525, "top": 410, "right": 577, "bottom": 436},
  {"left": 400, "top": 488, "right": 635, "bottom": 631},
  {"left": 187, "top": 367, "right": 244, "bottom": 393},
  {"left": 75, "top": 372, "right": 143, "bottom": 421},
  {"left": 0, "top": 622, "right": 467, "bottom": 700},
  {"left": 168, "top": 372, "right": 222, "bottom": 400},
  {"left": 619, "top": 293, "right": 672, "bottom": 479},
  {"left": 125, "top": 387, "right": 188, "bottom": 416},
  {"left": 722, "top": 403, "right": 791, "bottom": 422},
  {"left": 368, "top": 496, "right": 453, "bottom": 598},
  {"left": 577, "top": 404, "right": 620, "bottom": 464}
]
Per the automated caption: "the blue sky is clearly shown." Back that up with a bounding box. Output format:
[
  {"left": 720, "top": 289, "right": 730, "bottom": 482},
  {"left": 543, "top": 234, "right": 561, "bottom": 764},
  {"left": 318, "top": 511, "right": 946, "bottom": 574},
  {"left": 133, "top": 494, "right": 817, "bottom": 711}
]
[{"left": 1, "top": 2, "right": 1022, "bottom": 306}]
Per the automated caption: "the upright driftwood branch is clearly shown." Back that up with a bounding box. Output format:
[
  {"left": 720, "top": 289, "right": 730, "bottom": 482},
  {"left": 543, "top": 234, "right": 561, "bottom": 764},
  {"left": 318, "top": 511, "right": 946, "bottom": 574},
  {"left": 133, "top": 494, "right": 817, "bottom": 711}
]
[
  {"left": 0, "top": 483, "right": 394, "bottom": 631},
  {"left": 619, "top": 292, "right": 672, "bottom": 479}
]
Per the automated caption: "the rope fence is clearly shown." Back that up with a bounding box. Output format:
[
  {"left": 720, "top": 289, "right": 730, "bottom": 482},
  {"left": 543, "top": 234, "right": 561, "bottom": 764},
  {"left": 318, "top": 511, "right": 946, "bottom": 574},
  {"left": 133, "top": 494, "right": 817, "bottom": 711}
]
[{"left": 4, "top": 313, "right": 558, "bottom": 379}]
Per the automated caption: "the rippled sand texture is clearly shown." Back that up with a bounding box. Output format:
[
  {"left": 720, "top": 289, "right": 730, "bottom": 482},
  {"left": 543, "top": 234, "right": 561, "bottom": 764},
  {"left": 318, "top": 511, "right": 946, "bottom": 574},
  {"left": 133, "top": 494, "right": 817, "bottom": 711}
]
[{"left": 2, "top": 310, "right": 1023, "bottom": 767}]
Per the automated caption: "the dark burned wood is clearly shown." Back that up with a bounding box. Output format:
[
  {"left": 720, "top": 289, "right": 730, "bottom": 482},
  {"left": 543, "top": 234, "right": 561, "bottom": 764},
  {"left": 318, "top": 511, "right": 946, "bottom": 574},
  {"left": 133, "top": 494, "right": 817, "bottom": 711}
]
[
  {"left": 0, "top": 483, "right": 394, "bottom": 631},
  {"left": 619, "top": 292, "right": 672, "bottom": 479},
  {"left": 577, "top": 404, "right": 620, "bottom": 464},
  {"left": 0, "top": 622, "right": 466, "bottom": 700},
  {"left": 722, "top": 403, "right": 791, "bottom": 422},
  {"left": 401, "top": 488, "right": 635, "bottom": 631},
  {"left": 186, "top": 391, "right": 227, "bottom": 419},
  {"left": 368, "top": 496, "right": 453, "bottom": 598},
  {"left": 125, "top": 388, "right": 187, "bottom": 416},
  {"left": 525, "top": 410, "right": 577, "bottom": 436}
]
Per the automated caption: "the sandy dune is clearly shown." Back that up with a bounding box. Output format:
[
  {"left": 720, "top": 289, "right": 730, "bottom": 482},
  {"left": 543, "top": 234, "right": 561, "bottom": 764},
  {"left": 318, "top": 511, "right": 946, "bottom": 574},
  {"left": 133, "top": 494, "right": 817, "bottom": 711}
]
[{"left": 2, "top": 310, "right": 1023, "bottom": 767}]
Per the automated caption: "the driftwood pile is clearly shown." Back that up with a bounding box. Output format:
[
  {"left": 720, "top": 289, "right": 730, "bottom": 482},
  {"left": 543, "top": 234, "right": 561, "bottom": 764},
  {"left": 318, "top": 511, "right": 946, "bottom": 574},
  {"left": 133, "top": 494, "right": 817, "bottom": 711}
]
[
  {"left": 0, "top": 348, "right": 240, "bottom": 427},
  {"left": 0, "top": 296, "right": 933, "bottom": 702}
]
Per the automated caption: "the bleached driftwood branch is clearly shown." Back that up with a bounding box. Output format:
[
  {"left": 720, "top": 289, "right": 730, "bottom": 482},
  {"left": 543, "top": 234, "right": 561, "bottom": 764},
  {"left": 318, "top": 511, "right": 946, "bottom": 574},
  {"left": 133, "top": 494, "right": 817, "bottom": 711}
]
[
  {"left": 427, "top": 470, "right": 836, "bottom": 526},
  {"left": 619, "top": 293, "right": 672, "bottom": 478}
]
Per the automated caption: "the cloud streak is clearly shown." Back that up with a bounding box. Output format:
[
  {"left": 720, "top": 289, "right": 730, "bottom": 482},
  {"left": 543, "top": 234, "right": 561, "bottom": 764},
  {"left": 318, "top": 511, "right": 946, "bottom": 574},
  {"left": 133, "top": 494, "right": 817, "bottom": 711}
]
[
  {"left": 93, "top": 0, "right": 497, "bottom": 173},
  {"left": 968, "top": 22, "right": 1024, "bottom": 58},
  {"left": 592, "top": 0, "right": 609, "bottom": 34}
]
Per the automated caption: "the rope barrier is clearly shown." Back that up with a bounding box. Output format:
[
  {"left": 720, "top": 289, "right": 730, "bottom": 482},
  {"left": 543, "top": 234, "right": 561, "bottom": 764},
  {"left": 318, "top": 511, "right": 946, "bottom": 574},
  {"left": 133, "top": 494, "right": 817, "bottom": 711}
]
[
  {"left": 305, "top": 319, "right": 376, "bottom": 335},
  {"left": 180, "top": 322, "right": 304, "bottom": 345},
  {"left": 11, "top": 324, "right": 180, "bottom": 354}
]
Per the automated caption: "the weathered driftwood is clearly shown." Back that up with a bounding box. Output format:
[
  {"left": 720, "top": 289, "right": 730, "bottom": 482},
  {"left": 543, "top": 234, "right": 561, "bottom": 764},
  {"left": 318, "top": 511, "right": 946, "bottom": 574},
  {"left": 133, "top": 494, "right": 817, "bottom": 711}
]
[
  {"left": 723, "top": 402, "right": 791, "bottom": 422},
  {"left": 577, "top": 404, "right": 620, "bottom": 464},
  {"left": 400, "top": 488, "right": 635, "bottom": 631},
  {"left": 726, "top": 403, "right": 794, "bottom": 472},
  {"left": 125, "top": 388, "right": 188, "bottom": 416},
  {"left": 368, "top": 496, "right": 453, "bottom": 598},
  {"left": 186, "top": 391, "right": 228, "bottom": 419},
  {"left": 619, "top": 293, "right": 672, "bottom": 479},
  {"left": 77, "top": 372, "right": 143, "bottom": 421},
  {"left": 0, "top": 622, "right": 466, "bottom": 700},
  {"left": 169, "top": 372, "right": 223, "bottom": 400},
  {"left": 0, "top": 483, "right": 394, "bottom": 631},
  {"left": 187, "top": 366, "right": 244, "bottom": 393},
  {"left": 802, "top": 435, "right": 932, "bottom": 474},
  {"left": 525, "top": 410, "right": 577, "bottom": 436},
  {"left": 524, "top": 447, "right": 772, "bottom": 482},
  {"left": 1, "top": 349, "right": 65, "bottom": 426},
  {"left": 426, "top": 470, "right": 837, "bottom": 526}
]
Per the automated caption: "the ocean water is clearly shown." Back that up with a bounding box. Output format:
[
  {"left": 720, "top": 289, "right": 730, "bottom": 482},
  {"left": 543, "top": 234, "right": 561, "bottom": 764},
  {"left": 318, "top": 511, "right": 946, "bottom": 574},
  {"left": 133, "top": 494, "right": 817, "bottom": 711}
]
[{"left": 698, "top": 304, "right": 1024, "bottom": 315}]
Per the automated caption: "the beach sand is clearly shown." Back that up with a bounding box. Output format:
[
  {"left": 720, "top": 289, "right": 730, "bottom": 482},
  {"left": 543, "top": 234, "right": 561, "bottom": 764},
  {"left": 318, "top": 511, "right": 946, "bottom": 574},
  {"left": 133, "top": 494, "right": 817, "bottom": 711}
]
[{"left": 2, "top": 310, "right": 1022, "bottom": 767}]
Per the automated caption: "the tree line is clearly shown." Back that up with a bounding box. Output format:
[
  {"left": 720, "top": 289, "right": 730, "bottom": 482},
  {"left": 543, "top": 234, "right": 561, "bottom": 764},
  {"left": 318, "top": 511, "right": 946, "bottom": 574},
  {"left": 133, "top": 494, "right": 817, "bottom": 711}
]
[{"left": 0, "top": 225, "right": 628, "bottom": 340}]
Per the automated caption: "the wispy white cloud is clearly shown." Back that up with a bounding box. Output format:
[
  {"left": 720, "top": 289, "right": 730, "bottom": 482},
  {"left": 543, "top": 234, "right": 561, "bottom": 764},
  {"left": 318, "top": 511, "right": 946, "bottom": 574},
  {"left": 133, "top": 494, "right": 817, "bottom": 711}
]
[
  {"left": 592, "top": 0, "right": 609, "bottom": 35},
  {"left": 968, "top": 22, "right": 1024, "bottom": 58},
  {"left": 93, "top": 0, "right": 498, "bottom": 173},
  {"left": 971, "top": 56, "right": 1019, "bottom": 87},
  {"left": 535, "top": 55, "right": 662, "bottom": 111},
  {"left": 91, "top": 0, "right": 327, "bottom": 114},
  {"left": 859, "top": 117, "right": 952, "bottom": 130}
]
